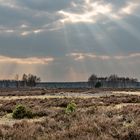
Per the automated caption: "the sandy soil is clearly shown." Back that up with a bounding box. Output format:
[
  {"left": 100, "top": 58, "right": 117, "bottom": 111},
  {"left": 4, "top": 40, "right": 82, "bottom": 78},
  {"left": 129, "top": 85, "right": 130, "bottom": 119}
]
[{"left": 113, "top": 91, "right": 140, "bottom": 96}]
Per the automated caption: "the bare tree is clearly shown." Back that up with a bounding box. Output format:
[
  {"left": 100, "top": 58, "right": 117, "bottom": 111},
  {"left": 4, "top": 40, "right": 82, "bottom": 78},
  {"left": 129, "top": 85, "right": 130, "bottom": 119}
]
[
  {"left": 108, "top": 74, "right": 118, "bottom": 88},
  {"left": 22, "top": 74, "right": 28, "bottom": 87},
  {"left": 22, "top": 74, "right": 41, "bottom": 87},
  {"left": 88, "top": 74, "right": 97, "bottom": 88},
  {"left": 15, "top": 74, "right": 19, "bottom": 88}
]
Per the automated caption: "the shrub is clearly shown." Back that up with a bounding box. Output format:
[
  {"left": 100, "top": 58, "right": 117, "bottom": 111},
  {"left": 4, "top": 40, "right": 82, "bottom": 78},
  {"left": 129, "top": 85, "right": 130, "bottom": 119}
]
[
  {"left": 65, "top": 102, "right": 76, "bottom": 114},
  {"left": 26, "top": 110, "right": 33, "bottom": 118},
  {"left": 12, "top": 105, "right": 33, "bottom": 119},
  {"left": 95, "top": 82, "right": 102, "bottom": 88}
]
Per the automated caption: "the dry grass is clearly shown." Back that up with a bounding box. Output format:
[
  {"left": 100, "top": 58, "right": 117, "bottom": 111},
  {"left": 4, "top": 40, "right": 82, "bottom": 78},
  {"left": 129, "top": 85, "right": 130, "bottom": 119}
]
[
  {"left": 0, "top": 104, "right": 140, "bottom": 140},
  {"left": 0, "top": 90, "right": 139, "bottom": 140},
  {"left": 0, "top": 88, "right": 139, "bottom": 96},
  {"left": 0, "top": 88, "right": 90, "bottom": 96}
]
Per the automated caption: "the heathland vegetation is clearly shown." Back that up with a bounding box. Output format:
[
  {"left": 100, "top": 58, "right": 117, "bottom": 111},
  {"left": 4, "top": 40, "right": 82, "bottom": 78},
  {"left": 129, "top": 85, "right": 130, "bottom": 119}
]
[{"left": 0, "top": 91, "right": 139, "bottom": 140}]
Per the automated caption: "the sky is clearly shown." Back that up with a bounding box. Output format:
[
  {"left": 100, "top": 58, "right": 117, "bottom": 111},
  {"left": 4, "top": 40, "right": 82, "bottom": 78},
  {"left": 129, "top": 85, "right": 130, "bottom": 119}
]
[{"left": 0, "top": 0, "right": 140, "bottom": 82}]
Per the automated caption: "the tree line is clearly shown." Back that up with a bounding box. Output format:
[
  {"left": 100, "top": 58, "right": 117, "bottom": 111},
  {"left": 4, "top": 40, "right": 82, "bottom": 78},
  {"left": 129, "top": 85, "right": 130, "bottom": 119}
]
[
  {"left": 88, "top": 74, "right": 138, "bottom": 88},
  {"left": 22, "top": 74, "right": 41, "bottom": 87},
  {"left": 0, "top": 74, "right": 41, "bottom": 88},
  {"left": 0, "top": 73, "right": 138, "bottom": 88}
]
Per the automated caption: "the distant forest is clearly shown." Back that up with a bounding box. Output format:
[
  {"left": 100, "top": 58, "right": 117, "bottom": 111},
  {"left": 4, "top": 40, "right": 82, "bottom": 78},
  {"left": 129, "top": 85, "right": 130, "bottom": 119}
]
[
  {"left": 0, "top": 74, "right": 41, "bottom": 88},
  {"left": 0, "top": 73, "right": 139, "bottom": 88},
  {"left": 88, "top": 74, "right": 138, "bottom": 88}
]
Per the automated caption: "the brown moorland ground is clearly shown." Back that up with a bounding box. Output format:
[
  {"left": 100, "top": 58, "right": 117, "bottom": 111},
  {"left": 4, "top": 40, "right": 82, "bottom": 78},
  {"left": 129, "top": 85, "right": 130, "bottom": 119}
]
[
  {"left": 0, "top": 89, "right": 139, "bottom": 140},
  {"left": 0, "top": 88, "right": 140, "bottom": 96}
]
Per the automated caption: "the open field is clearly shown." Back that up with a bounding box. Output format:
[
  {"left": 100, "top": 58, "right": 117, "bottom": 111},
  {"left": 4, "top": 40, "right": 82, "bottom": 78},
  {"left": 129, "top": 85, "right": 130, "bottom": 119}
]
[
  {"left": 0, "top": 88, "right": 140, "bottom": 96},
  {"left": 0, "top": 88, "right": 140, "bottom": 140}
]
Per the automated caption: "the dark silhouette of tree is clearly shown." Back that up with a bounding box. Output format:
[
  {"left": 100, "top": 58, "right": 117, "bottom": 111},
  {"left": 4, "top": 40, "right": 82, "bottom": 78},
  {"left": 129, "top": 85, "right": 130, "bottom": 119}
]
[
  {"left": 22, "top": 74, "right": 41, "bottom": 87},
  {"left": 15, "top": 74, "right": 19, "bottom": 88},
  {"left": 108, "top": 74, "right": 118, "bottom": 82},
  {"left": 88, "top": 74, "right": 97, "bottom": 87},
  {"left": 88, "top": 74, "right": 138, "bottom": 88},
  {"left": 108, "top": 74, "right": 118, "bottom": 88},
  {"left": 88, "top": 74, "right": 97, "bottom": 82},
  {"left": 95, "top": 82, "right": 102, "bottom": 88},
  {"left": 22, "top": 74, "right": 28, "bottom": 87}
]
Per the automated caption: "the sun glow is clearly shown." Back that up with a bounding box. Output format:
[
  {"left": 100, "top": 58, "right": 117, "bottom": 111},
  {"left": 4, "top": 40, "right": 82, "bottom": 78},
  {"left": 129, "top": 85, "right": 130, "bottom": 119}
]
[
  {"left": 59, "top": 1, "right": 112, "bottom": 23},
  {"left": 59, "top": 0, "right": 139, "bottom": 24}
]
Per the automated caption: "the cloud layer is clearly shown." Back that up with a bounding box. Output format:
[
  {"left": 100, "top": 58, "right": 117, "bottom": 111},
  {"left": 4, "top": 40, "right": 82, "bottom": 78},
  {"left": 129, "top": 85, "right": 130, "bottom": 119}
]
[
  {"left": 0, "top": 0, "right": 140, "bottom": 81},
  {"left": 0, "top": 55, "right": 54, "bottom": 65}
]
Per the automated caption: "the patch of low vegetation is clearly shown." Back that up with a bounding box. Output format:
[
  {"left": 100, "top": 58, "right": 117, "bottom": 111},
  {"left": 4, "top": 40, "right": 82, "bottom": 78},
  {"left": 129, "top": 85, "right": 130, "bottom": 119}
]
[
  {"left": 65, "top": 102, "right": 76, "bottom": 114},
  {"left": 0, "top": 103, "right": 139, "bottom": 140},
  {"left": 0, "top": 93, "right": 139, "bottom": 140},
  {"left": 12, "top": 105, "right": 33, "bottom": 119}
]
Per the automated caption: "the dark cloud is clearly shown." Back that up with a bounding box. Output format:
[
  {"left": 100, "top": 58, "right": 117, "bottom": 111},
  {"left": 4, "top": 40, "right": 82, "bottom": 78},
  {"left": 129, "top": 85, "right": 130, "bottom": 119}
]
[
  {"left": 0, "top": 30, "right": 68, "bottom": 58},
  {"left": 0, "top": 0, "right": 140, "bottom": 81},
  {"left": 17, "top": 0, "right": 72, "bottom": 12}
]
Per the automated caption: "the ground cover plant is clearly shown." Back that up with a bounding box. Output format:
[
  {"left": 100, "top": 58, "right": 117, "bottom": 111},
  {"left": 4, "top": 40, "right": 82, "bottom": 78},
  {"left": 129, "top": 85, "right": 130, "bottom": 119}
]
[
  {"left": 12, "top": 104, "right": 33, "bottom": 119},
  {"left": 65, "top": 102, "right": 76, "bottom": 114},
  {"left": 0, "top": 90, "right": 139, "bottom": 140},
  {"left": 0, "top": 88, "right": 140, "bottom": 96}
]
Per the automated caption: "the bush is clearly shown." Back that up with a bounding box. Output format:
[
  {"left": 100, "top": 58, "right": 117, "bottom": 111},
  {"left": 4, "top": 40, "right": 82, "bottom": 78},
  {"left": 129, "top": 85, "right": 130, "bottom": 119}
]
[
  {"left": 95, "top": 82, "right": 102, "bottom": 88},
  {"left": 65, "top": 102, "right": 76, "bottom": 114},
  {"left": 26, "top": 110, "right": 33, "bottom": 118},
  {"left": 12, "top": 105, "right": 33, "bottom": 119}
]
